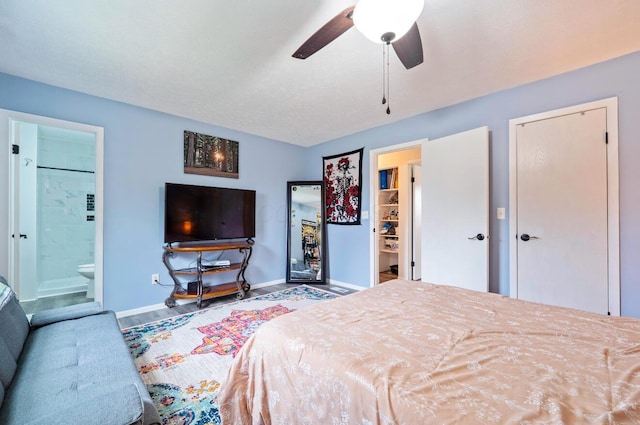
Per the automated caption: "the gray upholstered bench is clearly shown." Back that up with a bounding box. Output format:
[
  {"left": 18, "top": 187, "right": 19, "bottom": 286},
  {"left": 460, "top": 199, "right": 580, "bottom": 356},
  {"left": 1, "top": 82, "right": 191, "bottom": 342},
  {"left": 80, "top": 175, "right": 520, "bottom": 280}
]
[{"left": 0, "top": 276, "right": 160, "bottom": 425}]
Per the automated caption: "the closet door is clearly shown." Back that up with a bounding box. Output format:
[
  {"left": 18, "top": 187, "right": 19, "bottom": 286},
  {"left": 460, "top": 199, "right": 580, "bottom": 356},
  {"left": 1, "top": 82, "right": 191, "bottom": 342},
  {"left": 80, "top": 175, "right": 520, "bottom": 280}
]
[
  {"left": 421, "top": 127, "right": 489, "bottom": 292},
  {"left": 514, "top": 108, "right": 608, "bottom": 314}
]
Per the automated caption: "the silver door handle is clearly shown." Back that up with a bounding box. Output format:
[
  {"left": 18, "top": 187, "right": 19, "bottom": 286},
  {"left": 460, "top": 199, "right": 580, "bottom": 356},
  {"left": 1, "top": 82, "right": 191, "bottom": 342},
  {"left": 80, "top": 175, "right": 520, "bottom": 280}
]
[{"left": 468, "top": 233, "right": 488, "bottom": 241}]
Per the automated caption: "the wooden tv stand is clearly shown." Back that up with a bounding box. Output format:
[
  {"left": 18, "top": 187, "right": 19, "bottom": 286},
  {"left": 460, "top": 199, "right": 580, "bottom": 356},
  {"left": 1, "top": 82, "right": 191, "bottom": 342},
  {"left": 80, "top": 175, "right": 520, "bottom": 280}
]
[{"left": 162, "top": 239, "right": 254, "bottom": 309}]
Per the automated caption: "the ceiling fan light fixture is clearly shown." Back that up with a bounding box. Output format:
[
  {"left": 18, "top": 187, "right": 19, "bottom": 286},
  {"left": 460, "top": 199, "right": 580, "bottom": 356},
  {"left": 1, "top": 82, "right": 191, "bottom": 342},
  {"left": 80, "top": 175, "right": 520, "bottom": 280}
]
[{"left": 353, "top": 0, "right": 424, "bottom": 43}]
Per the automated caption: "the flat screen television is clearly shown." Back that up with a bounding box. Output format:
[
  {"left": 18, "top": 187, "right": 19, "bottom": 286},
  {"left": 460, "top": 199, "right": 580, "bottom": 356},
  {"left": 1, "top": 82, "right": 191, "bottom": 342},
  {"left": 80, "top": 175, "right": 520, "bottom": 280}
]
[{"left": 164, "top": 182, "right": 256, "bottom": 243}]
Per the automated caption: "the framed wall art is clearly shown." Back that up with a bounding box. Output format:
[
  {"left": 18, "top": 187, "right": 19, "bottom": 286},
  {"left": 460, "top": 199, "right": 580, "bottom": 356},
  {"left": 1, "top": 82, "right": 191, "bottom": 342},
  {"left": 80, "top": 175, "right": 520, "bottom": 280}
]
[
  {"left": 184, "top": 130, "right": 239, "bottom": 178},
  {"left": 323, "top": 147, "right": 364, "bottom": 225}
]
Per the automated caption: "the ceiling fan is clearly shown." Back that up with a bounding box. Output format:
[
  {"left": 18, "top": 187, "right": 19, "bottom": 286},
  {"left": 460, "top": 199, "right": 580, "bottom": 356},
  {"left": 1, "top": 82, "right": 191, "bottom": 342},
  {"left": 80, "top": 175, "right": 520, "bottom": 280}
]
[{"left": 292, "top": 0, "right": 424, "bottom": 70}]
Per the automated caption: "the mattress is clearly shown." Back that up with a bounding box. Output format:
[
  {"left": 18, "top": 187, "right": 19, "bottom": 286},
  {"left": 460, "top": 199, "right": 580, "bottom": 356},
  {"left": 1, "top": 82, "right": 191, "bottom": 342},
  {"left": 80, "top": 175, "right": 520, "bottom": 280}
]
[{"left": 218, "top": 279, "right": 640, "bottom": 424}]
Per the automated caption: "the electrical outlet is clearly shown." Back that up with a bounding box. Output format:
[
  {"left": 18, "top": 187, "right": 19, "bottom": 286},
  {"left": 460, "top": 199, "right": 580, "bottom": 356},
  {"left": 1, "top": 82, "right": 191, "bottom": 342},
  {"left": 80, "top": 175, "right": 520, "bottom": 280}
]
[{"left": 151, "top": 273, "right": 160, "bottom": 285}]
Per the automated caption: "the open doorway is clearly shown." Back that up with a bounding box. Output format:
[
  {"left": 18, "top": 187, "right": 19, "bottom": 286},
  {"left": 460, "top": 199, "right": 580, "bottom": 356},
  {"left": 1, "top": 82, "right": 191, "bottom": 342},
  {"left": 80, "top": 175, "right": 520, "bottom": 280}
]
[
  {"left": 370, "top": 127, "right": 490, "bottom": 291},
  {"left": 369, "top": 141, "right": 424, "bottom": 286},
  {"left": 2, "top": 110, "right": 104, "bottom": 313}
]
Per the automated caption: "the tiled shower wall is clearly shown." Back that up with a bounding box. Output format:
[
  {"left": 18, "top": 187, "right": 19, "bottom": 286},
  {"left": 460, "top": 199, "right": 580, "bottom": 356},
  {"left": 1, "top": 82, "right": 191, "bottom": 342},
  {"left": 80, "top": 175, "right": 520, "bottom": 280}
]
[{"left": 37, "top": 134, "right": 95, "bottom": 285}]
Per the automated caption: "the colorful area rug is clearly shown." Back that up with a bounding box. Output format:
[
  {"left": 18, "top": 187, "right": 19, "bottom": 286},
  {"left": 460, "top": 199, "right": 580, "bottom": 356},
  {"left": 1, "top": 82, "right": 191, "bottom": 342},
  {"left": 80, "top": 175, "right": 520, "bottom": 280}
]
[{"left": 122, "top": 285, "right": 337, "bottom": 425}]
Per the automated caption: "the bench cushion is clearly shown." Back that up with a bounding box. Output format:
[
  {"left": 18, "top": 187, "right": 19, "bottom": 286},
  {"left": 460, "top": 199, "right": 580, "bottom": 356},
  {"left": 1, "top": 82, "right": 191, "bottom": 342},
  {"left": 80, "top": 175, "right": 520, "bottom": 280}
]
[
  {"left": 22, "top": 383, "right": 145, "bottom": 425},
  {"left": 0, "top": 311, "right": 158, "bottom": 424},
  {"left": 30, "top": 301, "right": 103, "bottom": 328}
]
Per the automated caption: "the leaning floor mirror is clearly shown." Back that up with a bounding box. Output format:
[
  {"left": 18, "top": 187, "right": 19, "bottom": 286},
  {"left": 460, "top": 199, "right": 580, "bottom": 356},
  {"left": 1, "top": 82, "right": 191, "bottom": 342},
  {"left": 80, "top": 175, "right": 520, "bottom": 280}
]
[{"left": 286, "top": 181, "right": 327, "bottom": 284}]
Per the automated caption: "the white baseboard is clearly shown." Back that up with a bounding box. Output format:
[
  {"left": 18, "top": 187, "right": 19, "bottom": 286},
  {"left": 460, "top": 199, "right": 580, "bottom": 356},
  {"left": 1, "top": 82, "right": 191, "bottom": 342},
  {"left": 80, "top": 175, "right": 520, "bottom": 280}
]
[
  {"left": 327, "top": 279, "right": 366, "bottom": 292},
  {"left": 251, "top": 278, "right": 285, "bottom": 289},
  {"left": 116, "top": 302, "right": 167, "bottom": 318},
  {"left": 115, "top": 279, "right": 284, "bottom": 318}
]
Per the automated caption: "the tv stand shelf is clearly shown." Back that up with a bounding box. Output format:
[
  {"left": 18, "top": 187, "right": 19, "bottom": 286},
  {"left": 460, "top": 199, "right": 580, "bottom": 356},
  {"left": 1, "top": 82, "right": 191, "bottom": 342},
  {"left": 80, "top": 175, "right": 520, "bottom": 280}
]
[
  {"left": 162, "top": 240, "right": 254, "bottom": 309},
  {"left": 173, "top": 263, "right": 242, "bottom": 275}
]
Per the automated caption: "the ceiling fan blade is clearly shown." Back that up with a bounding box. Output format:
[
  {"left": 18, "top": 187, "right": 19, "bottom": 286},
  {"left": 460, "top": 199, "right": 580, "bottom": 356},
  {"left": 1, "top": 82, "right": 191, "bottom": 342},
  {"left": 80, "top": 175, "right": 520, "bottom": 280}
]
[
  {"left": 292, "top": 6, "right": 355, "bottom": 59},
  {"left": 392, "top": 22, "right": 423, "bottom": 69}
]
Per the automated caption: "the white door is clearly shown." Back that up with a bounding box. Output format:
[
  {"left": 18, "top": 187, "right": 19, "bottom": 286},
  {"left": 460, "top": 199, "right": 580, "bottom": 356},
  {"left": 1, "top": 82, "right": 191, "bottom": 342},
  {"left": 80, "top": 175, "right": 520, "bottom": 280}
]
[
  {"left": 10, "top": 122, "right": 39, "bottom": 300},
  {"left": 514, "top": 108, "right": 609, "bottom": 314},
  {"left": 421, "top": 126, "right": 489, "bottom": 292},
  {"left": 411, "top": 164, "right": 422, "bottom": 280}
]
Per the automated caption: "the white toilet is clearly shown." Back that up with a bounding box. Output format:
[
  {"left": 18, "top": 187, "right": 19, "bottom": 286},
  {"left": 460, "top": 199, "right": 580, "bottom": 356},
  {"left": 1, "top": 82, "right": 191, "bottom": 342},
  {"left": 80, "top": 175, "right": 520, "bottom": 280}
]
[{"left": 77, "top": 263, "right": 95, "bottom": 298}]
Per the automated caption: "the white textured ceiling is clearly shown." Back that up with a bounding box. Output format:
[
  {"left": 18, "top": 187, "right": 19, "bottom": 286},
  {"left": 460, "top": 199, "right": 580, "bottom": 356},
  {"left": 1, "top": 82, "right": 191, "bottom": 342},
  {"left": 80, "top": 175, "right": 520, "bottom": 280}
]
[{"left": 1, "top": 1, "right": 639, "bottom": 147}]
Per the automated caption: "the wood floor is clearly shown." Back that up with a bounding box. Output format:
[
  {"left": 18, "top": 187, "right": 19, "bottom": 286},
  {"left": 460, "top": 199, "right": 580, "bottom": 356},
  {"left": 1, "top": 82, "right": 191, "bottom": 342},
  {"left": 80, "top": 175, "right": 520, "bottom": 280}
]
[
  {"left": 379, "top": 271, "right": 398, "bottom": 283},
  {"left": 117, "top": 282, "right": 357, "bottom": 329}
]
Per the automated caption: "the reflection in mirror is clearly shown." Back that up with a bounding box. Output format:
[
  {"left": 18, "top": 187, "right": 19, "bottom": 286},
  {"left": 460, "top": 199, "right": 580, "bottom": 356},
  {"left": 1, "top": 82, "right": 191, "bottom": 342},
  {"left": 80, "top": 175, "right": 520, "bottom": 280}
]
[{"left": 286, "top": 181, "right": 326, "bottom": 284}]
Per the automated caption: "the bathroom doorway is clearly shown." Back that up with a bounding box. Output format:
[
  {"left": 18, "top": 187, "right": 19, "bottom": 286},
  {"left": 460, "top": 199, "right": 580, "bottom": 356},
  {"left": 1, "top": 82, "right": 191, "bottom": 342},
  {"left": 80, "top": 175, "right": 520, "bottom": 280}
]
[{"left": 2, "top": 110, "right": 104, "bottom": 313}]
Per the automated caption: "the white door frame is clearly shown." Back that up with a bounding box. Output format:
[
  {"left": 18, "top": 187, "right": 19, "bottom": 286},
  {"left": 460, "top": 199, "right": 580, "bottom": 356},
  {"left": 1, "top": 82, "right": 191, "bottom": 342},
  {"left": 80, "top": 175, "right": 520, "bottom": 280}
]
[
  {"left": 409, "top": 161, "right": 422, "bottom": 281},
  {"left": 369, "top": 139, "right": 426, "bottom": 288},
  {"left": 508, "top": 97, "right": 620, "bottom": 315},
  {"left": 2, "top": 109, "right": 105, "bottom": 307}
]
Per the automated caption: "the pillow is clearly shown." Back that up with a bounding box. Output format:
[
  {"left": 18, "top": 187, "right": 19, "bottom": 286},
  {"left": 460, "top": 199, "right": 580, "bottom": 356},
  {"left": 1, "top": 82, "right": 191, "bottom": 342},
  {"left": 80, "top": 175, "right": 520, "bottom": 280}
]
[
  {"left": 0, "top": 278, "right": 14, "bottom": 310},
  {"left": 0, "top": 281, "right": 29, "bottom": 360}
]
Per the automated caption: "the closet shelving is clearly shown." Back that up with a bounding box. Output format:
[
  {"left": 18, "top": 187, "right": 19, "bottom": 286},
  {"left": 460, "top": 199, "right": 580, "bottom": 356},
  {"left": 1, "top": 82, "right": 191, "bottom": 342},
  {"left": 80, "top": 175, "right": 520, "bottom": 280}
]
[{"left": 378, "top": 167, "right": 399, "bottom": 276}]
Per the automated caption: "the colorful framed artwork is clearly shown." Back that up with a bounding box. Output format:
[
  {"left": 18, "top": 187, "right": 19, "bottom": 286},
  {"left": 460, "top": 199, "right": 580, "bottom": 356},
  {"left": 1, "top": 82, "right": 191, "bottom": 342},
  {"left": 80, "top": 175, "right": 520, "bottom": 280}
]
[{"left": 323, "top": 147, "right": 364, "bottom": 225}]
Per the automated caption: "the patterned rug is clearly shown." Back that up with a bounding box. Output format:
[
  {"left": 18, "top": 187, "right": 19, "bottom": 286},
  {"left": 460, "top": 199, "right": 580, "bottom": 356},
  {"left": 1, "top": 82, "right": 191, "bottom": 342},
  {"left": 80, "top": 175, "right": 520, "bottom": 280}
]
[{"left": 122, "top": 285, "right": 337, "bottom": 425}]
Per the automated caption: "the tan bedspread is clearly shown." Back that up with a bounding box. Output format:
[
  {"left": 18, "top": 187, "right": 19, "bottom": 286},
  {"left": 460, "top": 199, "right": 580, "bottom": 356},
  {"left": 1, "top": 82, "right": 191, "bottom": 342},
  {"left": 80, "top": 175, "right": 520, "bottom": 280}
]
[{"left": 218, "top": 279, "right": 640, "bottom": 424}]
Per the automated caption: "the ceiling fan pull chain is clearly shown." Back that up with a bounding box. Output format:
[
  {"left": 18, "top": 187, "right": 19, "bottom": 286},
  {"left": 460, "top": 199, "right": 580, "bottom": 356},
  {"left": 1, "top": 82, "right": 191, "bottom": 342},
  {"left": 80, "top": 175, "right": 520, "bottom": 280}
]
[
  {"left": 386, "top": 41, "right": 391, "bottom": 115},
  {"left": 382, "top": 43, "right": 387, "bottom": 105}
]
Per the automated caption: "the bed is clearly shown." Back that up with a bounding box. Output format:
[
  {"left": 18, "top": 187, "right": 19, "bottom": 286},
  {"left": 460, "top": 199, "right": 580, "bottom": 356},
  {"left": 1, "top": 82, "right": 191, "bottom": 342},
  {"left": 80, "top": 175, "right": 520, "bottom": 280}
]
[{"left": 218, "top": 279, "right": 640, "bottom": 424}]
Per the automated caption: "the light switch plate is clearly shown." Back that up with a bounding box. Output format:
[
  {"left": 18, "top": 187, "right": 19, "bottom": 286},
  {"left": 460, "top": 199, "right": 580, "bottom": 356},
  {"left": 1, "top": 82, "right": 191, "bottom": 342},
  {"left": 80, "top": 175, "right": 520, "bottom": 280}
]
[
  {"left": 361, "top": 210, "right": 369, "bottom": 220},
  {"left": 497, "top": 207, "right": 506, "bottom": 220}
]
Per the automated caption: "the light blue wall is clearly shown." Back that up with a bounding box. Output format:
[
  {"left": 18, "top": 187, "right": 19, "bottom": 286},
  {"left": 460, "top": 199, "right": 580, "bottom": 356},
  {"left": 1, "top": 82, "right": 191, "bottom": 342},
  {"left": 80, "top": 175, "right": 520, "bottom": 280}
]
[
  {"left": 0, "top": 73, "right": 306, "bottom": 312},
  {"left": 2, "top": 50, "right": 640, "bottom": 316},
  {"left": 305, "top": 51, "right": 640, "bottom": 318}
]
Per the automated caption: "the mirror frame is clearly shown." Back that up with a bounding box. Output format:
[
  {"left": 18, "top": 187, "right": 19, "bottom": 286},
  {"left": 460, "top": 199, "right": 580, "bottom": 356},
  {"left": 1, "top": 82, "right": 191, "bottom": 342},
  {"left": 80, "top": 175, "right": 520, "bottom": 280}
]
[{"left": 286, "top": 181, "right": 327, "bottom": 284}]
